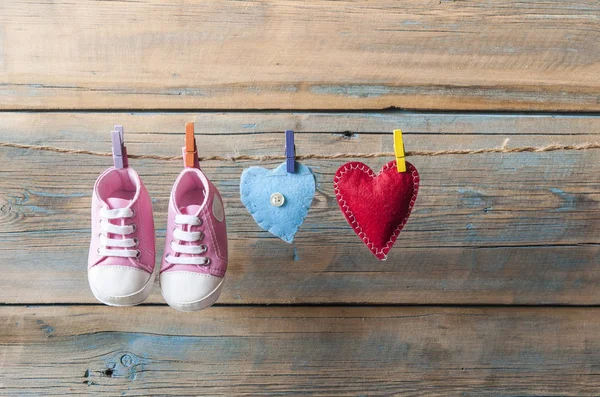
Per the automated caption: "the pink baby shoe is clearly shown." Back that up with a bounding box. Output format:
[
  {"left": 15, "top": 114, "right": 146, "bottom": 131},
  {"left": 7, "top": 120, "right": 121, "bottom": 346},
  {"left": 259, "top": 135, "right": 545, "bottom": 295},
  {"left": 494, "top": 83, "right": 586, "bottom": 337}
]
[
  {"left": 88, "top": 126, "right": 156, "bottom": 306},
  {"left": 160, "top": 123, "right": 228, "bottom": 312}
]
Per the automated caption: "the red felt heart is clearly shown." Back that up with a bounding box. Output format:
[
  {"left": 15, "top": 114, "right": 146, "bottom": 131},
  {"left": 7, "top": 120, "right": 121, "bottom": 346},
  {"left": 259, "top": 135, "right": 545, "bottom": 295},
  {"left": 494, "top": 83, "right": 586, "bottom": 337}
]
[{"left": 334, "top": 160, "right": 419, "bottom": 260}]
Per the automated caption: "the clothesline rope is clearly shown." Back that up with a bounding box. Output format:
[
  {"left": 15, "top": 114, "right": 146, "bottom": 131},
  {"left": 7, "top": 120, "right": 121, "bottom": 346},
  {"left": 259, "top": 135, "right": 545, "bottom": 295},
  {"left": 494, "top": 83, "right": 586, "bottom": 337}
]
[{"left": 1, "top": 140, "right": 599, "bottom": 162}]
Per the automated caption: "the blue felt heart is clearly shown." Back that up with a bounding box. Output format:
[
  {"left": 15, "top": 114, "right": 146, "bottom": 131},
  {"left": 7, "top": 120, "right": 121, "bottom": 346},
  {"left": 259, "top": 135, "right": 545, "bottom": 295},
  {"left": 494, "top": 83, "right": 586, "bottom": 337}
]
[{"left": 240, "top": 162, "right": 316, "bottom": 243}]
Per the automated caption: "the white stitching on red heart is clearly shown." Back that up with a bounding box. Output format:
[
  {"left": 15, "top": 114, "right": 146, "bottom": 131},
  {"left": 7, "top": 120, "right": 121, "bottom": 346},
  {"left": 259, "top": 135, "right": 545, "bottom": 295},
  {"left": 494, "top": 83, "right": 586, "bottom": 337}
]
[{"left": 334, "top": 160, "right": 419, "bottom": 260}]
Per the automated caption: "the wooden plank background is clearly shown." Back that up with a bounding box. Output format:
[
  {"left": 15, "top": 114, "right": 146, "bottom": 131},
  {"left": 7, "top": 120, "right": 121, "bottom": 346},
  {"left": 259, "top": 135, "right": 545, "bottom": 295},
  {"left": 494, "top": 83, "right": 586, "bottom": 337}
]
[
  {"left": 3, "top": 306, "right": 600, "bottom": 396},
  {"left": 1, "top": 0, "right": 600, "bottom": 111},
  {"left": 1, "top": 112, "right": 599, "bottom": 305},
  {"left": 1, "top": 0, "right": 600, "bottom": 395}
]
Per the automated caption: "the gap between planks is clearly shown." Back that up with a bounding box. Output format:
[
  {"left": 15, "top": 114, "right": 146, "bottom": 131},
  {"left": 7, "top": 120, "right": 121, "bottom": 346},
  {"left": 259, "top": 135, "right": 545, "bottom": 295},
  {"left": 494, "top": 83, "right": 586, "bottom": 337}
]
[
  {"left": 5, "top": 303, "right": 600, "bottom": 308},
  {"left": 2, "top": 109, "right": 600, "bottom": 116}
]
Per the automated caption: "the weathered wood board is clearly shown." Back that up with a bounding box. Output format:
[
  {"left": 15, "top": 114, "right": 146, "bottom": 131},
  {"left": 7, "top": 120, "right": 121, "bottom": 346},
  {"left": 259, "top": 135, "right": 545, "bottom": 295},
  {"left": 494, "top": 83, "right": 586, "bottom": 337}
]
[
  {"left": 1, "top": 1, "right": 599, "bottom": 111},
  {"left": 3, "top": 306, "right": 600, "bottom": 396},
  {"left": 1, "top": 112, "right": 598, "bottom": 304},
  {"left": 2, "top": 0, "right": 600, "bottom": 394}
]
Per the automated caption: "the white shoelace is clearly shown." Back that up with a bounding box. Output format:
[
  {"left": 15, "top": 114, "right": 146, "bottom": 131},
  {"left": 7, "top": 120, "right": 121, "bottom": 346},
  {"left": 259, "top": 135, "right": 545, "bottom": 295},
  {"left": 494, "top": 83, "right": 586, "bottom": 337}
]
[
  {"left": 166, "top": 214, "right": 209, "bottom": 266},
  {"left": 97, "top": 207, "right": 139, "bottom": 258}
]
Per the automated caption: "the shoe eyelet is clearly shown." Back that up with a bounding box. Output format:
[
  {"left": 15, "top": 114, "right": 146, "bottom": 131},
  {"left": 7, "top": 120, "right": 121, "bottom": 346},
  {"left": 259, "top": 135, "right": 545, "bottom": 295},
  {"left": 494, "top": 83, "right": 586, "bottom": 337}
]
[
  {"left": 130, "top": 209, "right": 136, "bottom": 218},
  {"left": 135, "top": 250, "right": 142, "bottom": 259},
  {"left": 200, "top": 244, "right": 208, "bottom": 252},
  {"left": 96, "top": 247, "right": 101, "bottom": 255},
  {"left": 203, "top": 258, "right": 211, "bottom": 266},
  {"left": 131, "top": 224, "right": 137, "bottom": 233},
  {"left": 133, "top": 238, "right": 140, "bottom": 247}
]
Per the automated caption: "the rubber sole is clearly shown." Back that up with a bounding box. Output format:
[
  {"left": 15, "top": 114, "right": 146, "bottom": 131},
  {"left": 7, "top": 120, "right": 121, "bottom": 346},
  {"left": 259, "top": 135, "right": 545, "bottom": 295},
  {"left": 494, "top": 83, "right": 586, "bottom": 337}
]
[
  {"left": 89, "top": 266, "right": 157, "bottom": 307},
  {"left": 161, "top": 276, "right": 224, "bottom": 312}
]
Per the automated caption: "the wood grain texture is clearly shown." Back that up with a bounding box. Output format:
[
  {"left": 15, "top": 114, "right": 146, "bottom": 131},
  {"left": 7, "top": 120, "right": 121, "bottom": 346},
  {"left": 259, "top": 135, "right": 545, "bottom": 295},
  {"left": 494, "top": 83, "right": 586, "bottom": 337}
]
[
  {"left": 2, "top": 306, "right": 600, "bottom": 396},
  {"left": 1, "top": 112, "right": 598, "bottom": 304},
  {"left": 1, "top": 1, "right": 600, "bottom": 111}
]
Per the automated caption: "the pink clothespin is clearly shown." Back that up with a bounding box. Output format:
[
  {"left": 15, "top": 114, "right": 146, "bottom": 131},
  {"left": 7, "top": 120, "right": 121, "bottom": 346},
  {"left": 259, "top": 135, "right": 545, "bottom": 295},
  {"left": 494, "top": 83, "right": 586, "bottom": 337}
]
[{"left": 111, "top": 125, "right": 128, "bottom": 169}]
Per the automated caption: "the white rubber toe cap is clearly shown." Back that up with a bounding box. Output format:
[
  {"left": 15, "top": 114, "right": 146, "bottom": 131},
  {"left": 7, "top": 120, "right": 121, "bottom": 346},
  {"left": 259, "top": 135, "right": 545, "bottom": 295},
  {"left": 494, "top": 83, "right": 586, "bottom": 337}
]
[
  {"left": 88, "top": 265, "right": 154, "bottom": 306},
  {"left": 160, "top": 271, "right": 224, "bottom": 312}
]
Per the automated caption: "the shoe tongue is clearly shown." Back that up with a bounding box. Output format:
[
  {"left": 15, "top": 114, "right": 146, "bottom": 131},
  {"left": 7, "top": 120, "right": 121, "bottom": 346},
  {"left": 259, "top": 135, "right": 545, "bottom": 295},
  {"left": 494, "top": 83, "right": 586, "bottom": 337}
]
[
  {"left": 100, "top": 197, "right": 136, "bottom": 268},
  {"left": 105, "top": 197, "right": 132, "bottom": 210},
  {"left": 178, "top": 205, "right": 201, "bottom": 216}
]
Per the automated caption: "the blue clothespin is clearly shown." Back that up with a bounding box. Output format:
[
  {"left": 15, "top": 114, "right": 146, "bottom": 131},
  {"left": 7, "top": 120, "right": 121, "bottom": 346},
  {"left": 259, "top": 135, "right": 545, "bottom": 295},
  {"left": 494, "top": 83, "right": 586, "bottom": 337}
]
[
  {"left": 111, "top": 125, "right": 128, "bottom": 169},
  {"left": 285, "top": 129, "right": 295, "bottom": 173}
]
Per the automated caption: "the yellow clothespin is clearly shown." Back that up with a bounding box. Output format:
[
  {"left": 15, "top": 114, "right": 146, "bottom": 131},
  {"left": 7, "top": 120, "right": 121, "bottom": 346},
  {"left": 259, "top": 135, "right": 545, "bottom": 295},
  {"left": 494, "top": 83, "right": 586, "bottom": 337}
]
[{"left": 393, "top": 129, "right": 406, "bottom": 172}]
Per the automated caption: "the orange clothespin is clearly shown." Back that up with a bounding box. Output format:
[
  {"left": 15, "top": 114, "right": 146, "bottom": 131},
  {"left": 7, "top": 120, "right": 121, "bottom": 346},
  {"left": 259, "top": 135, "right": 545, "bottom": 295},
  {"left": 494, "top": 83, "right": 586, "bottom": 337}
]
[
  {"left": 393, "top": 129, "right": 406, "bottom": 173},
  {"left": 184, "top": 122, "right": 200, "bottom": 169}
]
